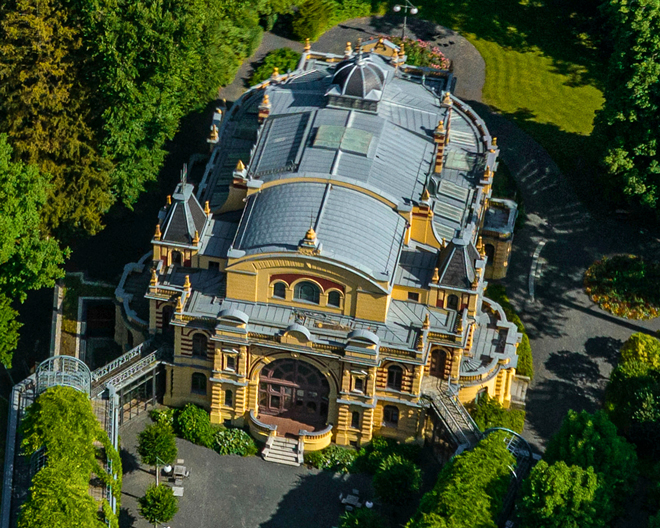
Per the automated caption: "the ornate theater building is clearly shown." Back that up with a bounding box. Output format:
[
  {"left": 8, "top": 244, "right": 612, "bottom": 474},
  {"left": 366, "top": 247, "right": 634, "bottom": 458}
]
[{"left": 116, "top": 38, "right": 525, "bottom": 454}]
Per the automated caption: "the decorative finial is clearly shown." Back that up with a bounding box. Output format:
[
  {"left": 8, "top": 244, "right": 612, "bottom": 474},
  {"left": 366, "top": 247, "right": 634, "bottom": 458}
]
[
  {"left": 204, "top": 200, "right": 211, "bottom": 215},
  {"left": 236, "top": 160, "right": 245, "bottom": 171},
  {"left": 423, "top": 313, "right": 430, "bottom": 330},
  {"left": 443, "top": 91, "right": 452, "bottom": 105},
  {"left": 304, "top": 38, "right": 311, "bottom": 52},
  {"left": 492, "top": 136, "right": 498, "bottom": 147},
  {"left": 209, "top": 124, "right": 219, "bottom": 142},
  {"left": 304, "top": 227, "right": 316, "bottom": 241},
  {"left": 193, "top": 230, "right": 200, "bottom": 245},
  {"left": 150, "top": 268, "right": 158, "bottom": 287},
  {"left": 183, "top": 274, "right": 191, "bottom": 291},
  {"left": 154, "top": 224, "right": 161, "bottom": 241},
  {"left": 262, "top": 93, "right": 270, "bottom": 106},
  {"left": 456, "top": 316, "right": 463, "bottom": 333},
  {"left": 421, "top": 188, "right": 430, "bottom": 202},
  {"left": 416, "top": 332, "right": 424, "bottom": 351},
  {"left": 432, "top": 267, "right": 439, "bottom": 283},
  {"left": 477, "top": 236, "right": 483, "bottom": 251},
  {"left": 345, "top": 41, "right": 352, "bottom": 54},
  {"left": 441, "top": 237, "right": 447, "bottom": 248},
  {"left": 166, "top": 195, "right": 172, "bottom": 205},
  {"left": 435, "top": 120, "right": 445, "bottom": 134},
  {"left": 271, "top": 66, "right": 279, "bottom": 79},
  {"left": 176, "top": 296, "right": 183, "bottom": 313},
  {"left": 399, "top": 42, "right": 405, "bottom": 58}
]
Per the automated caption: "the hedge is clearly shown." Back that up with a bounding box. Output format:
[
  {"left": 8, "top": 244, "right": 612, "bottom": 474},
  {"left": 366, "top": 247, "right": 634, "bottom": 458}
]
[
  {"left": 485, "top": 284, "right": 534, "bottom": 379},
  {"left": 292, "top": 0, "right": 386, "bottom": 42}
]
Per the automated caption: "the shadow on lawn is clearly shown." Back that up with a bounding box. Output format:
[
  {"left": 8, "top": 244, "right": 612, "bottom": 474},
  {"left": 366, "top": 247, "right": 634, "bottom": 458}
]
[{"left": 409, "top": 0, "right": 608, "bottom": 89}]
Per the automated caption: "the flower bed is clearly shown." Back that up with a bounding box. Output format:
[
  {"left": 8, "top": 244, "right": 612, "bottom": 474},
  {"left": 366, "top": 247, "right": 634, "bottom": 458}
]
[
  {"left": 584, "top": 254, "right": 660, "bottom": 320},
  {"left": 389, "top": 36, "right": 450, "bottom": 70}
]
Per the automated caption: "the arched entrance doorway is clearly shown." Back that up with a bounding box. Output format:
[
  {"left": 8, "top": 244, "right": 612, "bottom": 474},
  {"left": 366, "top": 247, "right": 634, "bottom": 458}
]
[
  {"left": 430, "top": 348, "right": 450, "bottom": 379},
  {"left": 258, "top": 358, "right": 330, "bottom": 428}
]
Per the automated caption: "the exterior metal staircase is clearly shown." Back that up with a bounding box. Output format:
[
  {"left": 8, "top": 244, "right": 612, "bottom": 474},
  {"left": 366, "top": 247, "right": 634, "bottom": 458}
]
[
  {"left": 421, "top": 377, "right": 482, "bottom": 453},
  {"left": 262, "top": 436, "right": 303, "bottom": 467}
]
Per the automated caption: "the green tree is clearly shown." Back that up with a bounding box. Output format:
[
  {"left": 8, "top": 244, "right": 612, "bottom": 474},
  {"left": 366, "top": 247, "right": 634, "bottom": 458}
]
[
  {"left": 407, "top": 433, "right": 515, "bottom": 528},
  {"left": 138, "top": 484, "right": 179, "bottom": 524},
  {"left": 175, "top": 403, "right": 215, "bottom": 447},
  {"left": 0, "top": 0, "right": 113, "bottom": 235},
  {"left": 339, "top": 508, "right": 387, "bottom": 528},
  {"left": 650, "top": 511, "right": 660, "bottom": 528},
  {"left": 372, "top": 454, "right": 422, "bottom": 505},
  {"left": 249, "top": 48, "right": 302, "bottom": 86},
  {"left": 0, "top": 135, "right": 67, "bottom": 303},
  {"left": 544, "top": 410, "right": 638, "bottom": 502},
  {"left": 518, "top": 461, "right": 608, "bottom": 528},
  {"left": 620, "top": 333, "right": 660, "bottom": 369},
  {"left": 596, "top": 0, "right": 660, "bottom": 209},
  {"left": 292, "top": 0, "right": 333, "bottom": 41},
  {"left": 138, "top": 422, "right": 178, "bottom": 466},
  {"left": 0, "top": 294, "right": 21, "bottom": 368}
]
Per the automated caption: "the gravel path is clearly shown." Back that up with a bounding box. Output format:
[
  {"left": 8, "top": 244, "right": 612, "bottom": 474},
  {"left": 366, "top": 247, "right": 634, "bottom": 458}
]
[{"left": 218, "top": 17, "right": 660, "bottom": 451}]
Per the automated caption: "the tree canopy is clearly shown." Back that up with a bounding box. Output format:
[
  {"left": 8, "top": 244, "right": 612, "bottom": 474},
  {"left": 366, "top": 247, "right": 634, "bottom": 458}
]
[
  {"left": 597, "top": 0, "right": 660, "bottom": 209},
  {"left": 407, "top": 433, "right": 515, "bottom": 528},
  {"left": 139, "top": 484, "right": 179, "bottom": 524},
  {"left": 138, "top": 422, "right": 178, "bottom": 466},
  {"left": 518, "top": 461, "right": 608, "bottom": 528}
]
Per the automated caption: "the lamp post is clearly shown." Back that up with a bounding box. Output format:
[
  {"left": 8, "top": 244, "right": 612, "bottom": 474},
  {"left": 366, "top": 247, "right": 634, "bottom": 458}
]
[
  {"left": 154, "top": 456, "right": 169, "bottom": 486},
  {"left": 392, "top": 1, "right": 419, "bottom": 40}
]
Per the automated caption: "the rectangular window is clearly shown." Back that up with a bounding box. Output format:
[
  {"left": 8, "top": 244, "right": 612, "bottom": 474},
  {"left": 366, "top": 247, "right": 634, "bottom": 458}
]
[
  {"left": 225, "top": 355, "right": 236, "bottom": 371},
  {"left": 408, "top": 292, "right": 420, "bottom": 302},
  {"left": 209, "top": 261, "right": 220, "bottom": 271},
  {"left": 354, "top": 377, "right": 364, "bottom": 393},
  {"left": 351, "top": 411, "right": 360, "bottom": 429}
]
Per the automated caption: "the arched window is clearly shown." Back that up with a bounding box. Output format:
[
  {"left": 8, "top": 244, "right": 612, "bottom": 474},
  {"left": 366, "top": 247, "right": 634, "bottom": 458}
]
[
  {"left": 273, "top": 282, "right": 286, "bottom": 299},
  {"left": 225, "top": 389, "right": 233, "bottom": 406},
  {"left": 447, "top": 294, "right": 459, "bottom": 310},
  {"left": 294, "top": 281, "right": 320, "bottom": 304},
  {"left": 192, "top": 333, "right": 208, "bottom": 357},
  {"left": 191, "top": 373, "right": 206, "bottom": 395},
  {"left": 327, "top": 290, "right": 342, "bottom": 307},
  {"left": 383, "top": 405, "right": 399, "bottom": 427},
  {"left": 172, "top": 251, "right": 183, "bottom": 266},
  {"left": 351, "top": 411, "right": 360, "bottom": 429},
  {"left": 387, "top": 365, "right": 403, "bottom": 391}
]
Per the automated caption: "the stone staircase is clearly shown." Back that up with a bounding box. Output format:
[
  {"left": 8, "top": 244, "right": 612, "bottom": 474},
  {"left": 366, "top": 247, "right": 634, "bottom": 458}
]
[
  {"left": 421, "top": 377, "right": 482, "bottom": 453},
  {"left": 262, "top": 436, "right": 303, "bottom": 467}
]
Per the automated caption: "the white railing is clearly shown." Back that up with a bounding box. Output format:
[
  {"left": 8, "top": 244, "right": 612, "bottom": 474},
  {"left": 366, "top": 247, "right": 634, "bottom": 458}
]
[{"left": 91, "top": 341, "right": 148, "bottom": 383}]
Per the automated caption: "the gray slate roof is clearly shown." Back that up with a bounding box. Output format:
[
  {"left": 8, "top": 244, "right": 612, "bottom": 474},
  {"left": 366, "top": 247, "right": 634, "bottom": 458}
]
[
  {"left": 437, "top": 234, "right": 482, "bottom": 290},
  {"left": 160, "top": 183, "right": 208, "bottom": 245},
  {"left": 232, "top": 182, "right": 406, "bottom": 280}
]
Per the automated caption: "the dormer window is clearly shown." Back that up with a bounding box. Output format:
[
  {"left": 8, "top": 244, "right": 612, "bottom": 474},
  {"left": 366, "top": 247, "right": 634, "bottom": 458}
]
[
  {"left": 294, "top": 281, "right": 320, "bottom": 304},
  {"left": 328, "top": 290, "right": 342, "bottom": 307},
  {"left": 447, "top": 294, "right": 459, "bottom": 310}
]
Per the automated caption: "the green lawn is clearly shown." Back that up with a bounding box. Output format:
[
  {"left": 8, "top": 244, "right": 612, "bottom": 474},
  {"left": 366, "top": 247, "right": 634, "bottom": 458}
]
[{"left": 416, "top": 0, "right": 606, "bottom": 204}]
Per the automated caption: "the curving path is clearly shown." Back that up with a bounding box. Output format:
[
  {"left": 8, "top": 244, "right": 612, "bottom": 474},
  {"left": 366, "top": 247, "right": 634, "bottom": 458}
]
[{"left": 219, "top": 17, "right": 660, "bottom": 451}]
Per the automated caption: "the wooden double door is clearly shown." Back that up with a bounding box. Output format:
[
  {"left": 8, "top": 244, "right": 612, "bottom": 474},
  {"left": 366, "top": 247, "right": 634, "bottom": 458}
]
[{"left": 258, "top": 359, "right": 330, "bottom": 426}]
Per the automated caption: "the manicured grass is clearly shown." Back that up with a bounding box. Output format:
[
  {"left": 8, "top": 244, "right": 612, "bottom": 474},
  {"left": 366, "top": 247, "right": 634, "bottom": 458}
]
[{"left": 415, "top": 0, "right": 606, "bottom": 203}]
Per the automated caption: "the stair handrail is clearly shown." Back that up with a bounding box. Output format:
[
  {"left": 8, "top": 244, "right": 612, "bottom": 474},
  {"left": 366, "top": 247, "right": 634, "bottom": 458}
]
[
  {"left": 91, "top": 341, "right": 149, "bottom": 383},
  {"left": 442, "top": 375, "right": 482, "bottom": 436},
  {"left": 422, "top": 392, "right": 470, "bottom": 446}
]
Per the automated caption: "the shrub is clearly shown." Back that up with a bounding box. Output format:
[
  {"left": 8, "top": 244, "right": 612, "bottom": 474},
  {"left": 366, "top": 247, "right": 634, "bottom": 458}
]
[
  {"left": 214, "top": 428, "right": 259, "bottom": 456},
  {"left": 407, "top": 433, "right": 515, "bottom": 528},
  {"left": 354, "top": 435, "right": 421, "bottom": 474},
  {"left": 518, "top": 461, "right": 609, "bottom": 528},
  {"left": 138, "top": 422, "right": 177, "bottom": 466},
  {"left": 339, "top": 508, "right": 387, "bottom": 528},
  {"left": 485, "top": 284, "right": 534, "bottom": 379},
  {"left": 390, "top": 36, "right": 450, "bottom": 69},
  {"left": 249, "top": 48, "right": 302, "bottom": 86},
  {"left": 304, "top": 444, "right": 358, "bottom": 472},
  {"left": 138, "top": 484, "right": 178, "bottom": 524},
  {"left": 373, "top": 454, "right": 422, "bottom": 505},
  {"left": 149, "top": 407, "right": 177, "bottom": 427},
  {"left": 468, "top": 394, "right": 525, "bottom": 433},
  {"left": 175, "top": 404, "right": 215, "bottom": 448},
  {"left": 651, "top": 512, "right": 660, "bottom": 528}
]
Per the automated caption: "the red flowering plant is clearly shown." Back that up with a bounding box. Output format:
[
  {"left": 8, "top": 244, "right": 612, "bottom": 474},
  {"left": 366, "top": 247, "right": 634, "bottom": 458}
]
[{"left": 387, "top": 36, "right": 450, "bottom": 70}]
